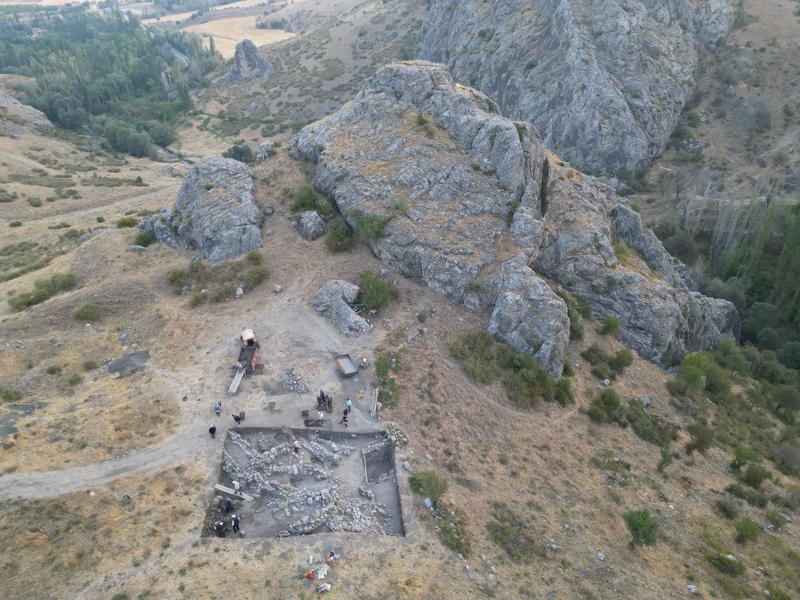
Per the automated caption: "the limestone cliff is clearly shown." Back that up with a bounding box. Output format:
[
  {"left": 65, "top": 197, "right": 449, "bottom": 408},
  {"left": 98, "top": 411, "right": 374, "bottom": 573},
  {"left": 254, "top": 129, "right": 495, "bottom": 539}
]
[{"left": 419, "top": 0, "right": 735, "bottom": 176}]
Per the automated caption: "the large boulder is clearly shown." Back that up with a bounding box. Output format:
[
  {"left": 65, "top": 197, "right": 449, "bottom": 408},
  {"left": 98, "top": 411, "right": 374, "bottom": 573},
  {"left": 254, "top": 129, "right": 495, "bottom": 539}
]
[
  {"left": 419, "top": 0, "right": 735, "bottom": 175},
  {"left": 298, "top": 211, "right": 325, "bottom": 241},
  {"left": 140, "top": 158, "right": 263, "bottom": 263},
  {"left": 311, "top": 280, "right": 371, "bottom": 336},
  {"left": 226, "top": 39, "right": 273, "bottom": 83},
  {"left": 0, "top": 91, "right": 52, "bottom": 131},
  {"left": 290, "top": 61, "right": 738, "bottom": 374}
]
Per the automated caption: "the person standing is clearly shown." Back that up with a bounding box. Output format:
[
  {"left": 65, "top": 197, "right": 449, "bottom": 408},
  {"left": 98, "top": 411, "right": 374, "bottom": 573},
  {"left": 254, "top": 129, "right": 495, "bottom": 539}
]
[
  {"left": 338, "top": 410, "right": 348, "bottom": 428},
  {"left": 231, "top": 514, "right": 240, "bottom": 533},
  {"left": 214, "top": 401, "right": 222, "bottom": 416},
  {"left": 345, "top": 398, "right": 352, "bottom": 414},
  {"left": 208, "top": 425, "right": 216, "bottom": 439}
]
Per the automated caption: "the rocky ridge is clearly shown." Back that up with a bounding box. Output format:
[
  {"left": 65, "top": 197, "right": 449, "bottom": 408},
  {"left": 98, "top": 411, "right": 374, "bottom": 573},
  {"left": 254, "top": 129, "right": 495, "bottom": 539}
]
[
  {"left": 289, "top": 61, "right": 739, "bottom": 375},
  {"left": 0, "top": 91, "right": 53, "bottom": 131},
  {"left": 419, "top": 0, "right": 735, "bottom": 175},
  {"left": 140, "top": 158, "right": 263, "bottom": 263}
]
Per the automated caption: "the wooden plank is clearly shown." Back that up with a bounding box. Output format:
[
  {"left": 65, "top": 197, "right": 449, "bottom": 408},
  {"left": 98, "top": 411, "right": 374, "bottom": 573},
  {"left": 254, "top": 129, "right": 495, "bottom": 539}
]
[
  {"left": 228, "top": 368, "right": 245, "bottom": 394},
  {"left": 214, "top": 483, "right": 254, "bottom": 502}
]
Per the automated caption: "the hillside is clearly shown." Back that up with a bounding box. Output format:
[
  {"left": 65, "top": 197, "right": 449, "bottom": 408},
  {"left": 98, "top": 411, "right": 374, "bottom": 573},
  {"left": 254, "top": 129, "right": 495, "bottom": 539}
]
[{"left": 0, "top": 2, "right": 798, "bottom": 600}]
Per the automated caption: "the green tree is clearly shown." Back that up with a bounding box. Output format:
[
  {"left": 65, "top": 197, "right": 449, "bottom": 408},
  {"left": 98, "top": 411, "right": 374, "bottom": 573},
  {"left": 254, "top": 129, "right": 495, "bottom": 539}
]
[{"left": 623, "top": 509, "right": 659, "bottom": 546}]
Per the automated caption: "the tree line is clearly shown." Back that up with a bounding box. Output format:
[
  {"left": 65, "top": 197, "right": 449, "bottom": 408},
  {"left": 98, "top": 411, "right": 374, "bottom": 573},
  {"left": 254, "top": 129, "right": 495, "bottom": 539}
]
[{"left": 0, "top": 8, "right": 220, "bottom": 156}]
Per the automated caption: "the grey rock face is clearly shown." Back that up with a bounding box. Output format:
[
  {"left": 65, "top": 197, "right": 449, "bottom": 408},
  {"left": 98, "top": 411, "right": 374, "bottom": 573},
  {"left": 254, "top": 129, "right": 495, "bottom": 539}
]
[
  {"left": 139, "top": 158, "right": 263, "bottom": 263},
  {"left": 0, "top": 91, "right": 52, "bottom": 131},
  {"left": 488, "top": 258, "right": 570, "bottom": 377},
  {"left": 298, "top": 211, "right": 325, "bottom": 241},
  {"left": 419, "top": 0, "right": 735, "bottom": 175},
  {"left": 531, "top": 160, "right": 740, "bottom": 365},
  {"left": 226, "top": 39, "right": 273, "bottom": 83},
  {"left": 311, "top": 280, "right": 371, "bottom": 336},
  {"left": 290, "top": 61, "right": 738, "bottom": 373},
  {"left": 256, "top": 141, "right": 275, "bottom": 161}
]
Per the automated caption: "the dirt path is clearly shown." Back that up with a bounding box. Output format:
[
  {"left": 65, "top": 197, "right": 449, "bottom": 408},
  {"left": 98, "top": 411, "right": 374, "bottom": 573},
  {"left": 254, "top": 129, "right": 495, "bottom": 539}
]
[{"left": 0, "top": 279, "right": 379, "bottom": 501}]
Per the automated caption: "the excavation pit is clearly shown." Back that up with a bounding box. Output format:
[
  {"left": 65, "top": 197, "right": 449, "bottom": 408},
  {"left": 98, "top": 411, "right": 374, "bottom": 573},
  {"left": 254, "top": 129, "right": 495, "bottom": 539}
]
[{"left": 203, "top": 427, "right": 404, "bottom": 538}]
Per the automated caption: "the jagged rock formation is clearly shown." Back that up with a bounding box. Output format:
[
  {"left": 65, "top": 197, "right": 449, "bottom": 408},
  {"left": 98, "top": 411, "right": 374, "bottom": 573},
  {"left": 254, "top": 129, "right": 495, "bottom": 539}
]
[
  {"left": 290, "top": 61, "right": 738, "bottom": 374},
  {"left": 311, "top": 280, "right": 371, "bottom": 336},
  {"left": 0, "top": 91, "right": 52, "bottom": 131},
  {"left": 225, "top": 39, "right": 273, "bottom": 83},
  {"left": 419, "top": 0, "right": 735, "bottom": 175},
  {"left": 140, "top": 158, "right": 263, "bottom": 263}
]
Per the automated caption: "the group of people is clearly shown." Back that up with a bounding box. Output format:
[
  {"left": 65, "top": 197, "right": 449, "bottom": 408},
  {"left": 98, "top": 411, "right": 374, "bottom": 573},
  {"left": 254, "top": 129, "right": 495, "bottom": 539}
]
[
  {"left": 316, "top": 390, "right": 333, "bottom": 412},
  {"left": 211, "top": 496, "right": 242, "bottom": 537},
  {"left": 208, "top": 401, "right": 246, "bottom": 438}
]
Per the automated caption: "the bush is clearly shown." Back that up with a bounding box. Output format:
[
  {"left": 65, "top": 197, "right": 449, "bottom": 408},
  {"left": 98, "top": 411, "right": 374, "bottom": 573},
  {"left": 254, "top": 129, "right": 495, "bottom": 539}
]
[
  {"left": 439, "top": 504, "right": 471, "bottom": 556},
  {"left": 599, "top": 315, "right": 620, "bottom": 336},
  {"left": 351, "top": 209, "right": 389, "bottom": 243},
  {"left": 82, "top": 361, "right": 98, "bottom": 371},
  {"left": 116, "top": 217, "right": 138, "bottom": 228},
  {"left": 291, "top": 185, "right": 333, "bottom": 217},
  {"left": 657, "top": 447, "right": 673, "bottom": 473},
  {"left": 685, "top": 422, "right": 713, "bottom": 455},
  {"left": 326, "top": 220, "right": 354, "bottom": 252},
  {"left": 134, "top": 231, "right": 155, "bottom": 247},
  {"left": 222, "top": 144, "right": 255, "bottom": 163},
  {"left": 588, "top": 388, "right": 624, "bottom": 424},
  {"left": 716, "top": 495, "right": 741, "bottom": 519},
  {"left": 623, "top": 509, "right": 659, "bottom": 546},
  {"left": 726, "top": 483, "right": 768, "bottom": 508},
  {"left": 73, "top": 303, "right": 101, "bottom": 322},
  {"left": 9, "top": 221, "right": 22, "bottom": 227},
  {"left": 609, "top": 349, "right": 634, "bottom": 372},
  {"left": 591, "top": 362, "right": 613, "bottom": 381},
  {"left": 242, "top": 264, "right": 269, "bottom": 290},
  {"left": 67, "top": 373, "right": 82, "bottom": 386},
  {"left": 487, "top": 505, "right": 546, "bottom": 562},
  {"left": 375, "top": 354, "right": 391, "bottom": 379},
  {"left": 1, "top": 385, "right": 23, "bottom": 402},
  {"left": 730, "top": 445, "right": 758, "bottom": 471},
  {"left": 708, "top": 553, "right": 745, "bottom": 576},
  {"left": 626, "top": 400, "right": 673, "bottom": 446},
  {"left": 741, "top": 464, "right": 770, "bottom": 489},
  {"left": 734, "top": 518, "right": 760, "bottom": 543},
  {"left": 8, "top": 272, "right": 77, "bottom": 312},
  {"left": 359, "top": 270, "right": 394, "bottom": 311},
  {"left": 409, "top": 470, "right": 448, "bottom": 504},
  {"left": 581, "top": 345, "right": 608, "bottom": 366}
]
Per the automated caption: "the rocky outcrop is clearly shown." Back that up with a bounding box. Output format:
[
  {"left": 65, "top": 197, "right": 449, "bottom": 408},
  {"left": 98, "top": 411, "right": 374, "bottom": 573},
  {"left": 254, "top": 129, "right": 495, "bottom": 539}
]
[
  {"left": 226, "top": 40, "right": 273, "bottom": 83},
  {"left": 312, "top": 280, "right": 371, "bottom": 336},
  {"left": 0, "top": 91, "right": 52, "bottom": 131},
  {"left": 140, "top": 158, "right": 263, "bottom": 263},
  {"left": 419, "top": 0, "right": 735, "bottom": 175},
  {"left": 289, "top": 61, "right": 738, "bottom": 374},
  {"left": 298, "top": 211, "right": 325, "bottom": 241},
  {"left": 531, "top": 158, "right": 740, "bottom": 364}
]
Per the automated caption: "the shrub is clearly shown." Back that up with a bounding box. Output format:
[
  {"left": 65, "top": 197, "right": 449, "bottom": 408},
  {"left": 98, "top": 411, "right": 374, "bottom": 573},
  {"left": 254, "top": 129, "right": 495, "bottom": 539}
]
[
  {"left": 685, "top": 422, "right": 713, "bottom": 455},
  {"left": 8, "top": 272, "right": 77, "bottom": 312},
  {"left": 116, "top": 217, "right": 138, "bottom": 228},
  {"left": 726, "top": 483, "right": 768, "bottom": 508},
  {"left": 73, "top": 303, "right": 101, "bottom": 322},
  {"left": 716, "top": 495, "right": 741, "bottom": 519},
  {"left": 9, "top": 221, "right": 22, "bottom": 227},
  {"left": 134, "top": 231, "right": 155, "bottom": 247},
  {"left": 67, "top": 373, "right": 83, "bottom": 386},
  {"left": 708, "top": 553, "right": 745, "bottom": 576},
  {"left": 581, "top": 345, "right": 608, "bottom": 366},
  {"left": 351, "top": 209, "right": 389, "bottom": 243},
  {"left": 222, "top": 144, "right": 255, "bottom": 163},
  {"left": 609, "top": 349, "right": 634, "bottom": 372},
  {"left": 242, "top": 264, "right": 269, "bottom": 290},
  {"left": 599, "top": 315, "right": 620, "bottom": 336},
  {"left": 378, "top": 376, "right": 400, "bottom": 408},
  {"left": 46, "top": 365, "right": 62, "bottom": 375},
  {"left": 439, "top": 504, "right": 471, "bottom": 556},
  {"left": 741, "top": 464, "right": 770, "bottom": 489},
  {"left": 623, "top": 509, "right": 659, "bottom": 546},
  {"left": 326, "top": 220, "right": 354, "bottom": 252},
  {"left": 82, "top": 361, "right": 98, "bottom": 371},
  {"left": 730, "top": 445, "right": 758, "bottom": 471},
  {"left": 487, "top": 505, "right": 546, "bottom": 562},
  {"left": 734, "top": 518, "right": 760, "bottom": 543},
  {"left": 375, "top": 354, "right": 391, "bottom": 379},
  {"left": 657, "top": 447, "right": 673, "bottom": 473},
  {"left": 409, "top": 470, "right": 448, "bottom": 504},
  {"left": 415, "top": 113, "right": 429, "bottom": 126},
  {"left": 588, "top": 388, "right": 624, "bottom": 424},
  {"left": 359, "top": 270, "right": 394, "bottom": 311},
  {"left": 590, "top": 363, "right": 613, "bottom": 381},
  {"left": 0, "top": 385, "right": 23, "bottom": 402},
  {"left": 291, "top": 185, "right": 333, "bottom": 217},
  {"left": 626, "top": 400, "right": 673, "bottom": 446}
]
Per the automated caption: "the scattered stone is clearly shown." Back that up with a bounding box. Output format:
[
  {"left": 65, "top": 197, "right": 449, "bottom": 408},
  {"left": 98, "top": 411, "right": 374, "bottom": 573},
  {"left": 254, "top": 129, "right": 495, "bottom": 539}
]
[
  {"left": 640, "top": 395, "right": 652, "bottom": 408},
  {"left": 263, "top": 206, "right": 275, "bottom": 216},
  {"left": 687, "top": 584, "right": 698, "bottom": 594},
  {"left": 272, "top": 285, "right": 283, "bottom": 294}
]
